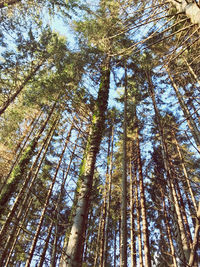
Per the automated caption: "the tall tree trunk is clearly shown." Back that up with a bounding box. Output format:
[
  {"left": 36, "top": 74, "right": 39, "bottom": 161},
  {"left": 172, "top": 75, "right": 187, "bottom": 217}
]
[
  {"left": 59, "top": 55, "right": 110, "bottom": 267},
  {"left": 134, "top": 164, "right": 143, "bottom": 267},
  {"left": 113, "top": 226, "right": 117, "bottom": 267},
  {"left": 173, "top": 133, "right": 198, "bottom": 214},
  {"left": 135, "top": 112, "right": 151, "bottom": 267},
  {"left": 148, "top": 76, "right": 190, "bottom": 263},
  {"left": 188, "top": 202, "right": 200, "bottom": 267},
  {"left": 99, "top": 133, "right": 111, "bottom": 267},
  {"left": 129, "top": 144, "right": 136, "bottom": 267},
  {"left": 175, "top": 178, "right": 193, "bottom": 247},
  {"left": 38, "top": 222, "right": 54, "bottom": 267},
  {"left": 103, "top": 125, "right": 114, "bottom": 267},
  {"left": 93, "top": 206, "right": 103, "bottom": 267},
  {"left": 120, "top": 66, "right": 128, "bottom": 267},
  {"left": 162, "top": 191, "right": 178, "bottom": 267},
  {"left": 25, "top": 123, "right": 73, "bottom": 267}
]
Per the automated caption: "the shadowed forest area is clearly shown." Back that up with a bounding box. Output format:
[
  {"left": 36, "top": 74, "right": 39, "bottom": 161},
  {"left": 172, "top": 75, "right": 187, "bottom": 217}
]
[{"left": 0, "top": 0, "right": 200, "bottom": 266}]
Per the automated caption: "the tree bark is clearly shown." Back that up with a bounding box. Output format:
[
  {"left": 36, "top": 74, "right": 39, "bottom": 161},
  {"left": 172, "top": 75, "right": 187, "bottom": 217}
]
[
  {"left": 59, "top": 55, "right": 110, "bottom": 267},
  {"left": 129, "top": 144, "right": 136, "bottom": 267},
  {"left": 120, "top": 66, "right": 128, "bottom": 267}
]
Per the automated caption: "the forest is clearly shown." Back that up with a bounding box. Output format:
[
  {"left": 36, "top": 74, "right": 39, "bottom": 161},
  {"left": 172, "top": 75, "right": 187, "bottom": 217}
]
[{"left": 0, "top": 0, "right": 199, "bottom": 266}]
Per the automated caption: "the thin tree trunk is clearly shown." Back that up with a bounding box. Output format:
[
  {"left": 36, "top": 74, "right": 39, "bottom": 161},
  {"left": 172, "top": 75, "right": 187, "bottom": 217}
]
[
  {"left": 0, "top": 111, "right": 42, "bottom": 192},
  {"left": 162, "top": 189, "right": 178, "bottom": 267},
  {"left": 175, "top": 178, "right": 193, "bottom": 247},
  {"left": 113, "top": 226, "right": 117, "bottom": 267},
  {"left": 129, "top": 145, "right": 136, "bottom": 267},
  {"left": 135, "top": 165, "right": 143, "bottom": 267},
  {"left": 148, "top": 72, "right": 190, "bottom": 263},
  {"left": 0, "top": 61, "right": 45, "bottom": 116},
  {"left": 99, "top": 133, "right": 111, "bottom": 267},
  {"left": 0, "top": 117, "right": 58, "bottom": 241},
  {"left": 59, "top": 55, "right": 110, "bottom": 267},
  {"left": 120, "top": 66, "right": 128, "bottom": 267},
  {"left": 103, "top": 125, "right": 114, "bottom": 267},
  {"left": 93, "top": 201, "right": 104, "bottom": 267},
  {"left": 135, "top": 112, "right": 151, "bottom": 267},
  {"left": 2, "top": 198, "right": 33, "bottom": 267},
  {"left": 173, "top": 133, "right": 198, "bottom": 214},
  {"left": 188, "top": 202, "right": 200, "bottom": 266},
  {"left": 183, "top": 57, "right": 200, "bottom": 88},
  {"left": 167, "top": 68, "right": 200, "bottom": 152},
  {"left": 25, "top": 123, "right": 73, "bottom": 267},
  {"left": 38, "top": 222, "right": 54, "bottom": 267}
]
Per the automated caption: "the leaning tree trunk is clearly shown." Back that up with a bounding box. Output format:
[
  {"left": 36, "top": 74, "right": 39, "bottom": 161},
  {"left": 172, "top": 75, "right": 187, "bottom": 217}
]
[
  {"left": 25, "top": 122, "right": 73, "bottom": 267},
  {"left": 0, "top": 61, "right": 45, "bottom": 116},
  {"left": 167, "top": 68, "right": 200, "bottom": 152},
  {"left": 59, "top": 55, "right": 110, "bottom": 267},
  {"left": 173, "top": 132, "right": 198, "bottom": 214},
  {"left": 188, "top": 202, "right": 200, "bottom": 267}
]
